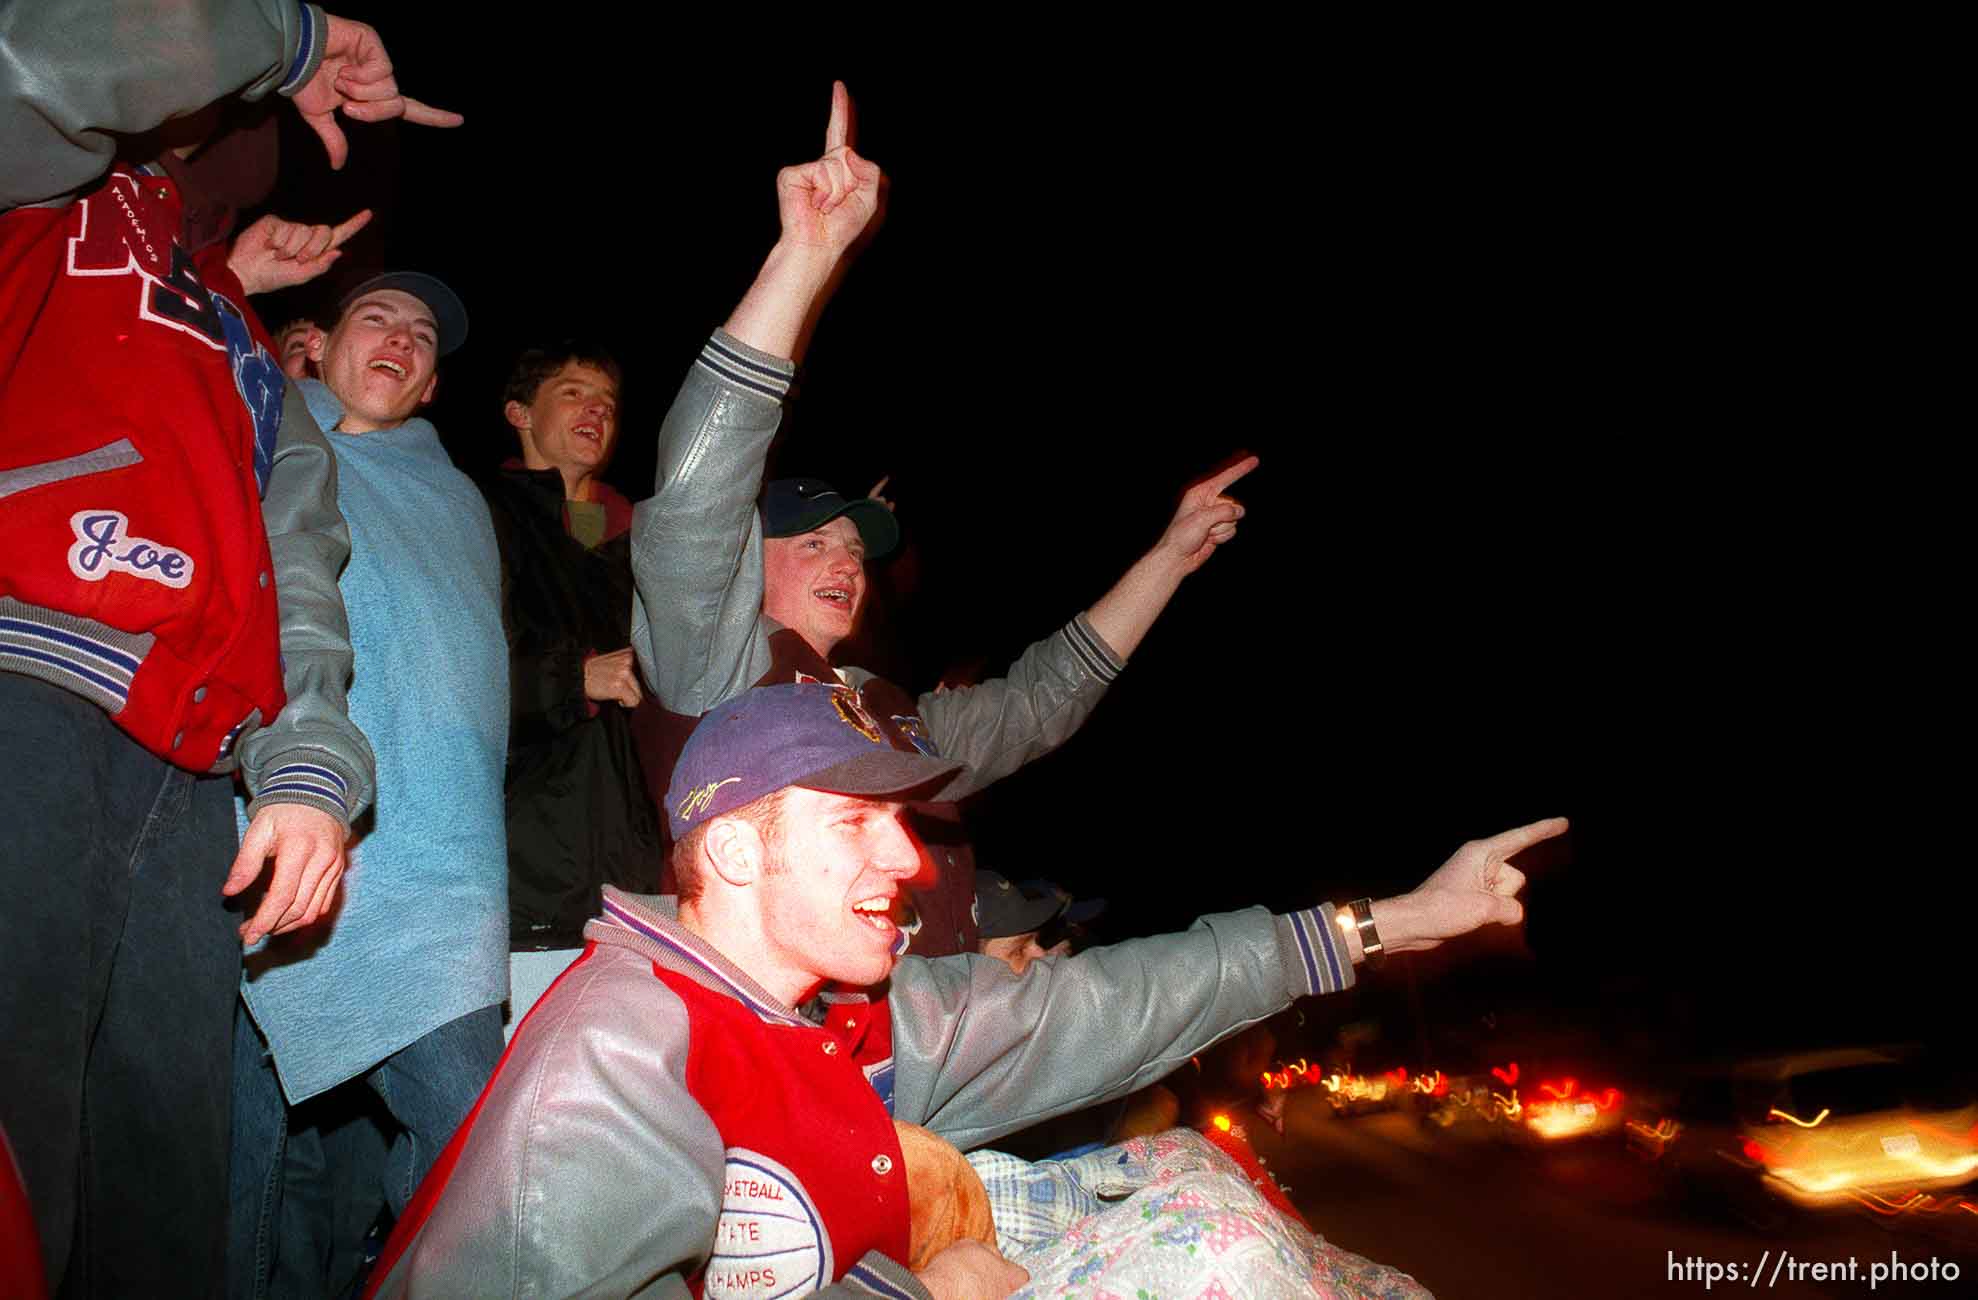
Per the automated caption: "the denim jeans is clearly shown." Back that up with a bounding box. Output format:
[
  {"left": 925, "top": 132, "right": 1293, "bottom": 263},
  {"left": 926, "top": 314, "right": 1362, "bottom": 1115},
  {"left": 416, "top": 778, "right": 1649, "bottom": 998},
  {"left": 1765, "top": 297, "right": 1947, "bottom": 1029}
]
[
  {"left": 229, "top": 1001, "right": 502, "bottom": 1299},
  {"left": 0, "top": 674, "right": 240, "bottom": 1298}
]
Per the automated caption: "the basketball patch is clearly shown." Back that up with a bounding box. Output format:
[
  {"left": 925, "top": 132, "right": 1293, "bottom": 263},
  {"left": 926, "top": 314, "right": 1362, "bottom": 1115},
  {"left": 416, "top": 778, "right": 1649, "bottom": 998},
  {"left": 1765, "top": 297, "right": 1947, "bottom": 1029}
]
[{"left": 704, "top": 1149, "right": 833, "bottom": 1298}]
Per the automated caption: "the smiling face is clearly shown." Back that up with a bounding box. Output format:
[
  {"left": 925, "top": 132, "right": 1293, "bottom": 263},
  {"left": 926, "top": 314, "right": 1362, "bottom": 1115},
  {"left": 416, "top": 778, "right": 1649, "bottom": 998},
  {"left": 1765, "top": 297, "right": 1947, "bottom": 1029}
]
[
  {"left": 311, "top": 289, "right": 440, "bottom": 432},
  {"left": 763, "top": 516, "right": 866, "bottom": 658},
  {"left": 505, "top": 360, "right": 620, "bottom": 499},
  {"left": 753, "top": 787, "right": 922, "bottom": 1002}
]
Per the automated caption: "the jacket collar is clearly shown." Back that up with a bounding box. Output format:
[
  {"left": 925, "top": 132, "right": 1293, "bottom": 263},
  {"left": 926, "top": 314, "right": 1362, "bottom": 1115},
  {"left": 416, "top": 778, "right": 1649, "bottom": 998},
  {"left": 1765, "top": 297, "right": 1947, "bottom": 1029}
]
[{"left": 498, "top": 457, "right": 634, "bottom": 540}]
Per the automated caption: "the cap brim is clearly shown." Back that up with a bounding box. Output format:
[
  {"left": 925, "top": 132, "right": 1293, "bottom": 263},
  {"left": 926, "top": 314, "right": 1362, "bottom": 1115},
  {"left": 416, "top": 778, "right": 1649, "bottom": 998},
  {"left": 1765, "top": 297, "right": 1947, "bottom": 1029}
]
[
  {"left": 981, "top": 894, "right": 1068, "bottom": 939},
  {"left": 771, "top": 498, "right": 900, "bottom": 560},
  {"left": 798, "top": 748, "right": 964, "bottom": 803},
  {"left": 337, "top": 271, "right": 469, "bottom": 357}
]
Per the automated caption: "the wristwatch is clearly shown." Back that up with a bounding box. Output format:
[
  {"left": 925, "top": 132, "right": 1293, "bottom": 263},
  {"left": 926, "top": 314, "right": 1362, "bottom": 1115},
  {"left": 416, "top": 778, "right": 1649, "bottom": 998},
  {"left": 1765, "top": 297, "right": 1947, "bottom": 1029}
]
[{"left": 1337, "top": 897, "right": 1385, "bottom": 967}]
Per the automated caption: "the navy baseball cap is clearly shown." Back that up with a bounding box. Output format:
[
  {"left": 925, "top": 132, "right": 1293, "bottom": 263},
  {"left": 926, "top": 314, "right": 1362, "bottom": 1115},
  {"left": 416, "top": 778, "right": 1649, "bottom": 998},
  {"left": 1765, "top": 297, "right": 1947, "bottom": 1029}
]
[
  {"left": 760, "top": 478, "right": 899, "bottom": 559},
  {"left": 336, "top": 271, "right": 469, "bottom": 357},
  {"left": 667, "top": 683, "right": 962, "bottom": 838}
]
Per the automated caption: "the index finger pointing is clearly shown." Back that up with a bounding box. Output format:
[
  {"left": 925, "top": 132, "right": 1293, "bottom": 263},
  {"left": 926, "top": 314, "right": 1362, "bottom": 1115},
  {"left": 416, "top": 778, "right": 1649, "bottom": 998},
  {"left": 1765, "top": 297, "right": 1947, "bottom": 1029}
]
[
  {"left": 400, "top": 98, "right": 465, "bottom": 129},
  {"left": 1200, "top": 454, "right": 1261, "bottom": 498},
  {"left": 825, "top": 80, "right": 852, "bottom": 153},
  {"left": 1479, "top": 816, "right": 1570, "bottom": 859},
  {"left": 329, "top": 208, "right": 373, "bottom": 248}
]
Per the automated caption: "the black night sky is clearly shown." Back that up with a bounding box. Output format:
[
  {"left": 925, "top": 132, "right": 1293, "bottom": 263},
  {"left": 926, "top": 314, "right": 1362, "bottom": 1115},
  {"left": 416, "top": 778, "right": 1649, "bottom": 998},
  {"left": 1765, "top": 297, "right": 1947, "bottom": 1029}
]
[{"left": 247, "top": 22, "right": 1957, "bottom": 1070}]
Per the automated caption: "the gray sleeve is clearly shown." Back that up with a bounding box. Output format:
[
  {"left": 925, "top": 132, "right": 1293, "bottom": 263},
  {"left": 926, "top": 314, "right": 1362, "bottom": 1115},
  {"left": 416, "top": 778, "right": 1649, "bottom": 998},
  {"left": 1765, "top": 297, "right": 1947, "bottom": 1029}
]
[
  {"left": 886, "top": 906, "right": 1354, "bottom": 1152},
  {"left": 237, "top": 381, "right": 375, "bottom": 828},
  {"left": 630, "top": 332, "right": 795, "bottom": 715},
  {"left": 0, "top": 0, "right": 326, "bottom": 208},
  {"left": 369, "top": 957, "right": 719, "bottom": 1299},
  {"left": 905, "top": 613, "right": 1126, "bottom": 800}
]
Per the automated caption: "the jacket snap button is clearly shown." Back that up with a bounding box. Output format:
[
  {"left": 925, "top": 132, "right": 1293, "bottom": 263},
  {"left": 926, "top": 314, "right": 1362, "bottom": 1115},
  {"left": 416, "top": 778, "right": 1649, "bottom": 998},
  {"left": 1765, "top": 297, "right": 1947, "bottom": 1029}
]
[
  {"left": 259, "top": 571, "right": 270, "bottom": 589},
  {"left": 844, "top": 1019, "right": 857, "bottom": 1030},
  {"left": 193, "top": 686, "right": 207, "bottom": 703},
  {"left": 871, "top": 1154, "right": 893, "bottom": 1176},
  {"left": 171, "top": 731, "right": 184, "bottom": 750},
  {"left": 821, "top": 1040, "right": 838, "bottom": 1056}
]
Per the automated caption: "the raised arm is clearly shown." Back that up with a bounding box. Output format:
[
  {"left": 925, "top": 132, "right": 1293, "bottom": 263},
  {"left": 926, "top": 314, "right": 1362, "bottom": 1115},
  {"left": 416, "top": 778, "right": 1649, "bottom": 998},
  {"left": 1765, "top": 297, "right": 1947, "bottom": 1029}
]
[
  {"left": 631, "top": 82, "right": 881, "bottom": 711},
  {"left": 1084, "top": 455, "right": 1258, "bottom": 659},
  {"left": 906, "top": 460, "right": 1257, "bottom": 797}
]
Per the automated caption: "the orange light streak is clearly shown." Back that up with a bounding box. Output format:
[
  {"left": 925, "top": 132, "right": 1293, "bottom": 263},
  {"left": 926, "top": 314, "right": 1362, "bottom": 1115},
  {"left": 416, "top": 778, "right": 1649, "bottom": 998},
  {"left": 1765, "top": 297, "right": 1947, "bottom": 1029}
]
[
  {"left": 1491, "top": 1062, "right": 1518, "bottom": 1087},
  {"left": 1539, "top": 1078, "right": 1577, "bottom": 1100},
  {"left": 1767, "top": 1106, "right": 1831, "bottom": 1129}
]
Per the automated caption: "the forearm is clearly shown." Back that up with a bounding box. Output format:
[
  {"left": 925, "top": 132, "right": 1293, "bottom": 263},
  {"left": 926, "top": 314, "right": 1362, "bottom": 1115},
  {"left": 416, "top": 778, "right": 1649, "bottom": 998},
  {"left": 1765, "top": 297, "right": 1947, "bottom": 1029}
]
[
  {"left": 1334, "top": 893, "right": 1440, "bottom": 961},
  {"left": 720, "top": 240, "right": 843, "bottom": 363},
  {"left": 629, "top": 333, "right": 793, "bottom": 712},
  {"left": 1083, "top": 543, "right": 1193, "bottom": 663},
  {"left": 238, "top": 381, "right": 375, "bottom": 825},
  {"left": 0, "top": 0, "right": 325, "bottom": 207},
  {"left": 911, "top": 614, "right": 1124, "bottom": 799}
]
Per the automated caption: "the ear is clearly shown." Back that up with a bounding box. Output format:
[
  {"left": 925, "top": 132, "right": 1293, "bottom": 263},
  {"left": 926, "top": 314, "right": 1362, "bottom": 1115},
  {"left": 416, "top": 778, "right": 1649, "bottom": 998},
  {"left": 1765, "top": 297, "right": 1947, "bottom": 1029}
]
[
  {"left": 703, "top": 816, "right": 767, "bottom": 889},
  {"left": 306, "top": 330, "right": 327, "bottom": 363},
  {"left": 419, "top": 372, "right": 440, "bottom": 408},
  {"left": 503, "top": 398, "right": 531, "bottom": 435}
]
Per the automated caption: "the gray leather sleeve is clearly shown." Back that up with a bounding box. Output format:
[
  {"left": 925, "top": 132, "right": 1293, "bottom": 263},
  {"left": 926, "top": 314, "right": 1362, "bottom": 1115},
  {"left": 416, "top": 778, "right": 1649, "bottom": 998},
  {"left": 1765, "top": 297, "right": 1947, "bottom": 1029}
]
[
  {"left": 887, "top": 907, "right": 1351, "bottom": 1152},
  {"left": 237, "top": 381, "right": 375, "bottom": 827},
  {"left": 629, "top": 332, "right": 795, "bottom": 715},
  {"left": 368, "top": 947, "right": 913, "bottom": 1299},
  {"left": 875, "top": 613, "right": 1125, "bottom": 800},
  {"left": 0, "top": 0, "right": 325, "bottom": 207}
]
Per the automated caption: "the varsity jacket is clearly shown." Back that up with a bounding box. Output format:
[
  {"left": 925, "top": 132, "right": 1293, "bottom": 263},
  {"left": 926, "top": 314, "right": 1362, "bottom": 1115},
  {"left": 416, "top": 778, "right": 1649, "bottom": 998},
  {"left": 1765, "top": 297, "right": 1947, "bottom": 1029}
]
[
  {"left": 0, "top": 0, "right": 373, "bottom": 825},
  {"left": 630, "top": 333, "right": 1125, "bottom": 952},
  {"left": 366, "top": 887, "right": 1357, "bottom": 1298}
]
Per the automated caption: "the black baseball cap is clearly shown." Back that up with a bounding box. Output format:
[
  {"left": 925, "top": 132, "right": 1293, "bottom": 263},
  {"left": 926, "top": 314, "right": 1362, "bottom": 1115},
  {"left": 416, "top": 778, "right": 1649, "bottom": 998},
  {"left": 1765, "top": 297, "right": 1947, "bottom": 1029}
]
[
  {"left": 760, "top": 478, "right": 899, "bottom": 559},
  {"left": 975, "top": 870, "right": 1068, "bottom": 940},
  {"left": 336, "top": 271, "right": 469, "bottom": 357}
]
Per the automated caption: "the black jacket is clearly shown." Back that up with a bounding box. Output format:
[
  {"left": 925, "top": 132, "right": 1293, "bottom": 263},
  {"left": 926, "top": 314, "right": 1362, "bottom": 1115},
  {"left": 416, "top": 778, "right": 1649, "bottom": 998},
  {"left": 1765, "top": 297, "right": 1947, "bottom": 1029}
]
[{"left": 479, "top": 462, "right": 662, "bottom": 948}]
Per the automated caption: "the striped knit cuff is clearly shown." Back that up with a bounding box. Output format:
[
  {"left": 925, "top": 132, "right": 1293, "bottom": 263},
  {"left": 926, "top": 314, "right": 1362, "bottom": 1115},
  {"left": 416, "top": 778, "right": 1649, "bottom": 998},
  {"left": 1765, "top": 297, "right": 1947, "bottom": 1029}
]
[
  {"left": 842, "top": 1253, "right": 933, "bottom": 1300},
  {"left": 1061, "top": 613, "right": 1124, "bottom": 684},
  {"left": 277, "top": 4, "right": 327, "bottom": 97},
  {"left": 694, "top": 330, "right": 796, "bottom": 404},
  {"left": 246, "top": 752, "right": 358, "bottom": 828},
  {"left": 1277, "top": 904, "right": 1355, "bottom": 997}
]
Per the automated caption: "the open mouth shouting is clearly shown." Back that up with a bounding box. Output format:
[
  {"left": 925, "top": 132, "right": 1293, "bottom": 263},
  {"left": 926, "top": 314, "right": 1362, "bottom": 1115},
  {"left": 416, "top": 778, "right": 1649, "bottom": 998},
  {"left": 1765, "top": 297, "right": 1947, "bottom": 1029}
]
[
  {"left": 814, "top": 584, "right": 856, "bottom": 615},
  {"left": 367, "top": 355, "right": 410, "bottom": 379}
]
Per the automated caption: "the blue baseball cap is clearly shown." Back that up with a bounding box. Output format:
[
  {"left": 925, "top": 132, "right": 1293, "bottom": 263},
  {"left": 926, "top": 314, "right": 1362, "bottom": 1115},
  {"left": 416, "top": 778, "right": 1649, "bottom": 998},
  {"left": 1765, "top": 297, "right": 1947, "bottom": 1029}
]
[
  {"left": 760, "top": 478, "right": 899, "bottom": 558},
  {"left": 667, "top": 683, "right": 962, "bottom": 838}
]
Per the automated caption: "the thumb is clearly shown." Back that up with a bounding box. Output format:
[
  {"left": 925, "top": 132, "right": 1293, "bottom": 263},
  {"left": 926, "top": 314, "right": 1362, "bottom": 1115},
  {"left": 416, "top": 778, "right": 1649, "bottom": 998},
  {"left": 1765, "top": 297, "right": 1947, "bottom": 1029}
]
[
  {"left": 307, "top": 114, "right": 350, "bottom": 171},
  {"left": 223, "top": 818, "right": 272, "bottom": 897}
]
